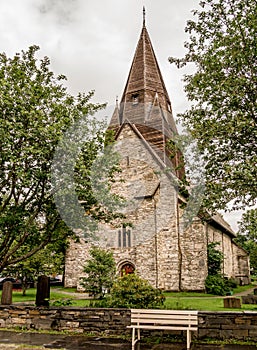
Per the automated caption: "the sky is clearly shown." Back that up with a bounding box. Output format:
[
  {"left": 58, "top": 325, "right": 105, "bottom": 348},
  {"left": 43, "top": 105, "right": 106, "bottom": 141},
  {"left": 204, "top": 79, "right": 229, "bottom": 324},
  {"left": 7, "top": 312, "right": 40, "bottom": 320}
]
[{"left": 0, "top": 0, "right": 243, "bottom": 231}]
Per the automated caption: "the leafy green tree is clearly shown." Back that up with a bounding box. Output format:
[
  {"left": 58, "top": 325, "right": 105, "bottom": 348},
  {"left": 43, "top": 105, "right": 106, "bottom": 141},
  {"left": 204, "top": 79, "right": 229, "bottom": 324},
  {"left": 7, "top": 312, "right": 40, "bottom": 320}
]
[
  {"left": 3, "top": 240, "right": 67, "bottom": 295},
  {"left": 0, "top": 45, "right": 119, "bottom": 273},
  {"left": 169, "top": 0, "right": 257, "bottom": 211},
  {"left": 207, "top": 242, "right": 223, "bottom": 275},
  {"left": 80, "top": 247, "right": 116, "bottom": 299},
  {"left": 107, "top": 273, "right": 165, "bottom": 309},
  {"left": 235, "top": 209, "right": 257, "bottom": 275},
  {"left": 205, "top": 242, "right": 237, "bottom": 295}
]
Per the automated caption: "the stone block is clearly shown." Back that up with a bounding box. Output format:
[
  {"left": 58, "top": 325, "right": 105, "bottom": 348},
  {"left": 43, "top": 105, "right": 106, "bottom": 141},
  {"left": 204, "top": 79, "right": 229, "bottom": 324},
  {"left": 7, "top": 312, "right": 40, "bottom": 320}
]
[
  {"left": 235, "top": 317, "right": 251, "bottom": 325},
  {"left": 198, "top": 328, "right": 221, "bottom": 339},
  {"left": 223, "top": 297, "right": 241, "bottom": 308}
]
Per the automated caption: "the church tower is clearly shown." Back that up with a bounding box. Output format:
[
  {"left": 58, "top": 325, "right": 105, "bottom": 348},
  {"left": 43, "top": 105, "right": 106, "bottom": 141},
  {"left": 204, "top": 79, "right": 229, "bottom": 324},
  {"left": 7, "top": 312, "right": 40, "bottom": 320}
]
[{"left": 109, "top": 10, "right": 184, "bottom": 179}]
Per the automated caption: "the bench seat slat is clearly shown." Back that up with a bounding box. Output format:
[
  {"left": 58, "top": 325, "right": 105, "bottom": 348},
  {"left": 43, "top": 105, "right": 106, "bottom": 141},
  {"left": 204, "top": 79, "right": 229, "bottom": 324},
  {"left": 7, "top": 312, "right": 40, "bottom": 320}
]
[
  {"left": 128, "top": 325, "right": 198, "bottom": 331},
  {"left": 131, "top": 314, "right": 198, "bottom": 317},
  {"left": 131, "top": 309, "right": 198, "bottom": 315},
  {"left": 131, "top": 315, "right": 198, "bottom": 321},
  {"left": 131, "top": 319, "right": 198, "bottom": 326}
]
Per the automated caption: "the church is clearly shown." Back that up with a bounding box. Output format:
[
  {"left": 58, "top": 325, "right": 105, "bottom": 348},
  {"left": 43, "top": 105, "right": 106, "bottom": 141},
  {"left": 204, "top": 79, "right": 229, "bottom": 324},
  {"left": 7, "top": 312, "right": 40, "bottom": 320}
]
[{"left": 64, "top": 15, "right": 250, "bottom": 291}]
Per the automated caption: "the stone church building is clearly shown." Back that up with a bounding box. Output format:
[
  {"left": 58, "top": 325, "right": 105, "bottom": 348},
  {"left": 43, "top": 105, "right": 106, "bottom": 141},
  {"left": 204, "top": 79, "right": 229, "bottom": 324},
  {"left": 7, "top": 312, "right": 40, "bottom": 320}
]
[{"left": 65, "top": 18, "right": 250, "bottom": 291}]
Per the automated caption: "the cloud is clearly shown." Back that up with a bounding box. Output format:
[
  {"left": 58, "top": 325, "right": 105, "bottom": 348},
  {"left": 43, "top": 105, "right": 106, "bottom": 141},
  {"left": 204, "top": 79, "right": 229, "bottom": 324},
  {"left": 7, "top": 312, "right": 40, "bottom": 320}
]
[{"left": 0, "top": 0, "right": 244, "bottom": 230}]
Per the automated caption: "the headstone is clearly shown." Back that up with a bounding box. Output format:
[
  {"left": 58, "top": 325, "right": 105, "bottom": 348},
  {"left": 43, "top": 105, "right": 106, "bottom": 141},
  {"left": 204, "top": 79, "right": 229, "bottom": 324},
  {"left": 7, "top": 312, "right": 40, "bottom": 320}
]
[
  {"left": 36, "top": 275, "right": 50, "bottom": 307},
  {"left": 242, "top": 294, "right": 257, "bottom": 304},
  {"left": 224, "top": 297, "right": 241, "bottom": 308},
  {"left": 1, "top": 281, "right": 13, "bottom": 305}
]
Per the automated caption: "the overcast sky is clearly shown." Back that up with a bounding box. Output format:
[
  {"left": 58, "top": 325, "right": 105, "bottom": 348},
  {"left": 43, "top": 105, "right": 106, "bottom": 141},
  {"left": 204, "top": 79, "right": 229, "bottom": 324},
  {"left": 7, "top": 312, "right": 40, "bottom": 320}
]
[
  {"left": 0, "top": 0, "right": 243, "bottom": 230},
  {"left": 0, "top": 0, "right": 198, "bottom": 110}
]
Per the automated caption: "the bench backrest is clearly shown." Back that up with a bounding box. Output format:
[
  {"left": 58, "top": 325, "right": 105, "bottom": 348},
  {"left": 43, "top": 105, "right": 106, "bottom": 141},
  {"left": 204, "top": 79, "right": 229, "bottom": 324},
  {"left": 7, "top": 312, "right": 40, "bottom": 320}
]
[{"left": 130, "top": 309, "right": 198, "bottom": 329}]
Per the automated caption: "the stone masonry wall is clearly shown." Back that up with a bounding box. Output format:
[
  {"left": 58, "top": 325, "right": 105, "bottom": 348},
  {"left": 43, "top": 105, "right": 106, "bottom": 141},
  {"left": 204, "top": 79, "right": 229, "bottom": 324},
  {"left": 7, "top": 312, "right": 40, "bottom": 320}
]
[
  {"left": 207, "top": 225, "right": 250, "bottom": 283},
  {"left": 1, "top": 306, "right": 257, "bottom": 342},
  {"left": 0, "top": 306, "right": 131, "bottom": 335},
  {"left": 198, "top": 311, "right": 257, "bottom": 341},
  {"left": 64, "top": 123, "right": 250, "bottom": 291},
  {"left": 65, "top": 123, "right": 180, "bottom": 290},
  {"left": 180, "top": 218, "right": 208, "bottom": 291}
]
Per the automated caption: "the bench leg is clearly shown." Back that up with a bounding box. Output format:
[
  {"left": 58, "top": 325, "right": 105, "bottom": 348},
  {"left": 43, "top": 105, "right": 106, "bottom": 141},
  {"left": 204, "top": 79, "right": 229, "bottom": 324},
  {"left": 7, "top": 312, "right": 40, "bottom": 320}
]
[
  {"left": 132, "top": 327, "right": 135, "bottom": 349},
  {"left": 131, "top": 328, "right": 140, "bottom": 350},
  {"left": 186, "top": 330, "right": 191, "bottom": 350}
]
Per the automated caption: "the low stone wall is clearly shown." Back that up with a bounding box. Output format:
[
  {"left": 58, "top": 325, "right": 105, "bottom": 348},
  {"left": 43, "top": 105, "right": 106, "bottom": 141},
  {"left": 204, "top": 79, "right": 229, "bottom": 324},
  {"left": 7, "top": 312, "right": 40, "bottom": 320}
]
[
  {"left": 0, "top": 306, "right": 257, "bottom": 342},
  {"left": 0, "top": 306, "right": 131, "bottom": 335},
  {"left": 199, "top": 311, "right": 257, "bottom": 341}
]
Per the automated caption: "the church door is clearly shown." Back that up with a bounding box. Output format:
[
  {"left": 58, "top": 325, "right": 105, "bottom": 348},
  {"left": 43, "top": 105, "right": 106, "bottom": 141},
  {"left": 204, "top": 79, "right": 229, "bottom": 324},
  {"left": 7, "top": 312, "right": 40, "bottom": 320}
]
[{"left": 120, "top": 263, "right": 135, "bottom": 276}]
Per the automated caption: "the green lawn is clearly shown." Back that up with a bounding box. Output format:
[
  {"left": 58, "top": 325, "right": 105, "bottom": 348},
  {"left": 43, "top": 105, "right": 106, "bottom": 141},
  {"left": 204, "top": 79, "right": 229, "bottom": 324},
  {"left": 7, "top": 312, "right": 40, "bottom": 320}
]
[
  {"left": 1, "top": 283, "right": 256, "bottom": 311},
  {"left": 0, "top": 288, "right": 73, "bottom": 304},
  {"left": 164, "top": 296, "right": 257, "bottom": 311}
]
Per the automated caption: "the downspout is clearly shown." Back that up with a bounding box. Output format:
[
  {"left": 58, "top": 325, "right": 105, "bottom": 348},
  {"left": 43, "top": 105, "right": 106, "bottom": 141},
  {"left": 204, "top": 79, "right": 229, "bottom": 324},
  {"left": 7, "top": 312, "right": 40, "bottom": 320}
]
[
  {"left": 154, "top": 197, "right": 158, "bottom": 288},
  {"left": 176, "top": 195, "right": 182, "bottom": 291}
]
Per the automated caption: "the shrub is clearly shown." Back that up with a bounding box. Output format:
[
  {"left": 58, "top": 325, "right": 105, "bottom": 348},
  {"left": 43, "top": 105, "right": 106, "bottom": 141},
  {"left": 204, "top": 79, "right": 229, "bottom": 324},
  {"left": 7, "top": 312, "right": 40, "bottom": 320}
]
[
  {"left": 107, "top": 273, "right": 165, "bottom": 309},
  {"left": 205, "top": 274, "right": 230, "bottom": 296},
  {"left": 80, "top": 247, "right": 116, "bottom": 299},
  {"left": 207, "top": 242, "right": 223, "bottom": 275},
  {"left": 225, "top": 277, "right": 238, "bottom": 289}
]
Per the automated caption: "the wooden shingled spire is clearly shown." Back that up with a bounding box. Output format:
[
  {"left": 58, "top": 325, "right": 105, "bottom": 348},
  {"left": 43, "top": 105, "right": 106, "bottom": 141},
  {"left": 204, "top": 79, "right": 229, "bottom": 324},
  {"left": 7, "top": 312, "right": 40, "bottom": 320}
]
[
  {"left": 110, "top": 12, "right": 177, "bottom": 135},
  {"left": 109, "top": 12, "right": 184, "bottom": 179}
]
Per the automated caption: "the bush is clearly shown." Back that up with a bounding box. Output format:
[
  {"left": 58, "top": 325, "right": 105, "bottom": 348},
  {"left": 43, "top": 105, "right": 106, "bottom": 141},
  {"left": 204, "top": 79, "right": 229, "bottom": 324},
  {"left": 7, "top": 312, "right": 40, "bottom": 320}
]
[
  {"left": 207, "top": 242, "right": 223, "bottom": 275},
  {"left": 107, "top": 273, "right": 165, "bottom": 309},
  {"left": 205, "top": 274, "right": 230, "bottom": 296},
  {"left": 80, "top": 247, "right": 116, "bottom": 299},
  {"left": 225, "top": 277, "right": 238, "bottom": 289}
]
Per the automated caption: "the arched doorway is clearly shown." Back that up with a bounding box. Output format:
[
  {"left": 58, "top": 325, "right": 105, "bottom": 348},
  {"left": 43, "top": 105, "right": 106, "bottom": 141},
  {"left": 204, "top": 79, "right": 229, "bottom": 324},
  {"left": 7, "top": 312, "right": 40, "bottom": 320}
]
[{"left": 120, "top": 262, "right": 135, "bottom": 276}]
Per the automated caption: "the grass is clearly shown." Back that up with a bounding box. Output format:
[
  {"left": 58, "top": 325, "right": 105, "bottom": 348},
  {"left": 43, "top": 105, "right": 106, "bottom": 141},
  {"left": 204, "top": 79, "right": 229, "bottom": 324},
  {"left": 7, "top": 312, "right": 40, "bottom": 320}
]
[
  {"left": 1, "top": 288, "right": 76, "bottom": 304},
  {"left": 164, "top": 295, "right": 257, "bottom": 311},
  {"left": 163, "top": 283, "right": 257, "bottom": 311},
  {"left": 1, "top": 282, "right": 256, "bottom": 311}
]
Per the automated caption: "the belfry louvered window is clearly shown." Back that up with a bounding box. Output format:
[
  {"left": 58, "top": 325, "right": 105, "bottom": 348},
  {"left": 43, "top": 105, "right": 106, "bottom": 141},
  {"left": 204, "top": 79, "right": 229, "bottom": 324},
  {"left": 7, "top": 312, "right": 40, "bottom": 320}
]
[{"left": 132, "top": 93, "right": 139, "bottom": 105}]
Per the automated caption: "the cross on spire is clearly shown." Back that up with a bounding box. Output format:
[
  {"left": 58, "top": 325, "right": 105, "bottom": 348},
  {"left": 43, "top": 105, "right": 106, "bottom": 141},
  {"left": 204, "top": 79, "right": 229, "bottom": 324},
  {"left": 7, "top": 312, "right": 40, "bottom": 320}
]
[{"left": 143, "top": 6, "right": 146, "bottom": 26}]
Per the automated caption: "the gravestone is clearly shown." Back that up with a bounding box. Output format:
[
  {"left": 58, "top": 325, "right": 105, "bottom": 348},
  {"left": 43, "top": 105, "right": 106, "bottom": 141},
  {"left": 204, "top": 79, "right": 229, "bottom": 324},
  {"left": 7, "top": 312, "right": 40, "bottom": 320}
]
[
  {"left": 242, "top": 294, "right": 257, "bottom": 304},
  {"left": 224, "top": 297, "right": 241, "bottom": 308},
  {"left": 1, "top": 281, "right": 13, "bottom": 305},
  {"left": 36, "top": 275, "right": 50, "bottom": 307}
]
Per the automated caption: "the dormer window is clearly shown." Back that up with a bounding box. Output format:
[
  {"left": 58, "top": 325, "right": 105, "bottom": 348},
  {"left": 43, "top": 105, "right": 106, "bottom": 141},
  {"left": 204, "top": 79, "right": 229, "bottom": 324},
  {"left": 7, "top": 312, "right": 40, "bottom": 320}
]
[{"left": 132, "top": 93, "right": 139, "bottom": 105}]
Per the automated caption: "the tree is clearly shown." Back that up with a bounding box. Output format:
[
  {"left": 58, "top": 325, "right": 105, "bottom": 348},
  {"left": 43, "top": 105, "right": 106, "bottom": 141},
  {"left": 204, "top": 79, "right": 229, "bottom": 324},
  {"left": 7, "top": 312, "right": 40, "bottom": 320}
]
[
  {"left": 0, "top": 46, "right": 119, "bottom": 273},
  {"left": 207, "top": 242, "right": 223, "bottom": 275},
  {"left": 169, "top": 0, "right": 257, "bottom": 211},
  {"left": 205, "top": 242, "right": 237, "bottom": 295},
  {"left": 80, "top": 247, "right": 116, "bottom": 299},
  {"left": 235, "top": 209, "right": 257, "bottom": 275},
  {"left": 3, "top": 240, "right": 67, "bottom": 295},
  {"left": 107, "top": 273, "right": 165, "bottom": 309}
]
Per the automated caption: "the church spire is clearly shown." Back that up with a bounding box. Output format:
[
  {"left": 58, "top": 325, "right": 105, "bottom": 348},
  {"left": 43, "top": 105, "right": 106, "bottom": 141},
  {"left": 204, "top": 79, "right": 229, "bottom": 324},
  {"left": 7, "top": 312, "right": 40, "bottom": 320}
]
[{"left": 118, "top": 15, "right": 177, "bottom": 135}]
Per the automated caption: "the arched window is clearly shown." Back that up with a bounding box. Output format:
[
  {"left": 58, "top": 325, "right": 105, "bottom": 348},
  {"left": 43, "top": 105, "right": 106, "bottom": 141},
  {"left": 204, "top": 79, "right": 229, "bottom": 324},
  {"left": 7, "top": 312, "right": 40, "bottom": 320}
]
[{"left": 120, "top": 262, "right": 135, "bottom": 276}]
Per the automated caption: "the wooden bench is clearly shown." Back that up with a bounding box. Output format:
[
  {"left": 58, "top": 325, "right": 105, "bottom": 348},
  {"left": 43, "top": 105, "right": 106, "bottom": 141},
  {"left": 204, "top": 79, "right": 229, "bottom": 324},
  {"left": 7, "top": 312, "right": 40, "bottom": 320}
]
[{"left": 127, "top": 309, "right": 198, "bottom": 350}]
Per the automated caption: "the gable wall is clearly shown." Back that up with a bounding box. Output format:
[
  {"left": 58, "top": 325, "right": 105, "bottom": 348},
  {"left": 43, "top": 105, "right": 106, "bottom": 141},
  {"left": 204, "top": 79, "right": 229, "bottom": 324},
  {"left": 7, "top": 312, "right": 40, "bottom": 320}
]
[{"left": 64, "top": 124, "right": 250, "bottom": 290}]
